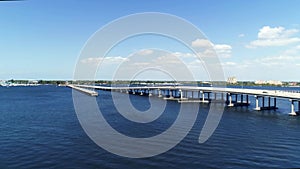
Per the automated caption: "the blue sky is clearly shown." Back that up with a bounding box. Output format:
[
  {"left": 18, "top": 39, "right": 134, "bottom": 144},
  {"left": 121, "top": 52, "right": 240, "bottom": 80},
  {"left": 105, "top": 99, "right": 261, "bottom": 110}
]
[{"left": 1, "top": 0, "right": 300, "bottom": 81}]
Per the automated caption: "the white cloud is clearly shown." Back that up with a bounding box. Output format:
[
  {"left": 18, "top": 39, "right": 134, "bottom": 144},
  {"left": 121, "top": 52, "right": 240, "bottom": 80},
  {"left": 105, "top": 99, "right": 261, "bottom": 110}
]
[
  {"left": 248, "top": 38, "right": 300, "bottom": 48},
  {"left": 214, "top": 44, "right": 232, "bottom": 58},
  {"left": 222, "top": 62, "right": 236, "bottom": 66},
  {"left": 258, "top": 26, "right": 298, "bottom": 39},
  {"left": 188, "top": 59, "right": 204, "bottom": 66},
  {"left": 258, "top": 26, "right": 283, "bottom": 39},
  {"left": 214, "top": 44, "right": 232, "bottom": 51},
  {"left": 247, "top": 26, "right": 300, "bottom": 48},
  {"left": 221, "top": 56, "right": 300, "bottom": 81},
  {"left": 156, "top": 54, "right": 182, "bottom": 64},
  {"left": 80, "top": 56, "right": 128, "bottom": 64},
  {"left": 191, "top": 39, "right": 232, "bottom": 58},
  {"left": 285, "top": 45, "right": 300, "bottom": 55},
  {"left": 191, "top": 39, "right": 213, "bottom": 48},
  {"left": 80, "top": 57, "right": 101, "bottom": 64},
  {"left": 172, "top": 52, "right": 195, "bottom": 58},
  {"left": 132, "top": 62, "right": 150, "bottom": 66},
  {"left": 222, "top": 50, "right": 300, "bottom": 80},
  {"left": 253, "top": 50, "right": 300, "bottom": 67},
  {"left": 238, "top": 34, "right": 245, "bottom": 38},
  {"left": 136, "top": 49, "right": 154, "bottom": 55},
  {"left": 220, "top": 42, "right": 300, "bottom": 80},
  {"left": 110, "top": 51, "right": 205, "bottom": 81}
]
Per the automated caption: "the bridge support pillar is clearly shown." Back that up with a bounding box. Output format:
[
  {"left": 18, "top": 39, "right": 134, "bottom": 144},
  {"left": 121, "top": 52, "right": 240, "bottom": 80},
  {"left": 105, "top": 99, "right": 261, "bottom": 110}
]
[
  {"left": 148, "top": 89, "right": 152, "bottom": 96},
  {"left": 140, "top": 89, "right": 144, "bottom": 95},
  {"left": 227, "top": 93, "right": 234, "bottom": 107},
  {"left": 254, "top": 95, "right": 260, "bottom": 110},
  {"left": 158, "top": 89, "right": 162, "bottom": 97},
  {"left": 289, "top": 99, "right": 298, "bottom": 116},
  {"left": 254, "top": 96, "right": 278, "bottom": 111},
  {"left": 226, "top": 93, "right": 229, "bottom": 104},
  {"left": 241, "top": 94, "right": 243, "bottom": 103},
  {"left": 299, "top": 101, "right": 300, "bottom": 114},
  {"left": 169, "top": 90, "right": 174, "bottom": 99},
  {"left": 235, "top": 94, "right": 238, "bottom": 103},
  {"left": 180, "top": 90, "right": 183, "bottom": 100}
]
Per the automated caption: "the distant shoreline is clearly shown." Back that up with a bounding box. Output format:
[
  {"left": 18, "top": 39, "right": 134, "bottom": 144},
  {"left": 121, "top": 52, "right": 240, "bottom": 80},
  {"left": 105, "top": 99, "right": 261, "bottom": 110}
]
[{"left": 1, "top": 80, "right": 299, "bottom": 87}]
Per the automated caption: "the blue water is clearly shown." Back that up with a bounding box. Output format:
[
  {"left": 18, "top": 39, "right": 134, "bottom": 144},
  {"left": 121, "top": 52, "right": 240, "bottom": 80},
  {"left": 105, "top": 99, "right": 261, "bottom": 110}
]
[{"left": 0, "top": 85, "right": 300, "bottom": 168}]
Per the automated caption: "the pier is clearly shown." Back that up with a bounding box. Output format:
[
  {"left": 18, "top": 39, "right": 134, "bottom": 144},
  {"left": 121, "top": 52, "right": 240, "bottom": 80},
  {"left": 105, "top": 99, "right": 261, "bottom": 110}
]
[
  {"left": 72, "top": 84, "right": 300, "bottom": 116},
  {"left": 67, "top": 84, "right": 98, "bottom": 96}
]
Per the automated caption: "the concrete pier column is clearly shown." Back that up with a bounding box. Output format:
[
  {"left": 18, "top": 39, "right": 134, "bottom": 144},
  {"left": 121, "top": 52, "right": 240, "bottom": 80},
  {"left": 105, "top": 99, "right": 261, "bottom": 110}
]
[
  {"left": 262, "top": 97, "right": 265, "bottom": 107},
  {"left": 298, "top": 101, "right": 300, "bottom": 113},
  {"left": 268, "top": 97, "right": 271, "bottom": 108},
  {"left": 158, "top": 89, "right": 162, "bottom": 97},
  {"left": 202, "top": 92, "right": 205, "bottom": 102},
  {"left": 169, "top": 90, "right": 173, "bottom": 98},
  {"left": 254, "top": 95, "right": 260, "bottom": 110},
  {"left": 148, "top": 89, "right": 152, "bottom": 96},
  {"left": 289, "top": 99, "right": 297, "bottom": 116},
  {"left": 246, "top": 95, "right": 249, "bottom": 104},
  {"left": 226, "top": 93, "right": 229, "bottom": 104},
  {"left": 228, "top": 93, "right": 234, "bottom": 107},
  {"left": 180, "top": 90, "right": 183, "bottom": 100},
  {"left": 140, "top": 89, "right": 144, "bottom": 95},
  {"left": 133, "top": 89, "right": 136, "bottom": 94},
  {"left": 274, "top": 98, "right": 277, "bottom": 108},
  {"left": 241, "top": 94, "right": 243, "bottom": 103},
  {"left": 191, "top": 91, "right": 194, "bottom": 98},
  {"left": 221, "top": 93, "right": 224, "bottom": 101}
]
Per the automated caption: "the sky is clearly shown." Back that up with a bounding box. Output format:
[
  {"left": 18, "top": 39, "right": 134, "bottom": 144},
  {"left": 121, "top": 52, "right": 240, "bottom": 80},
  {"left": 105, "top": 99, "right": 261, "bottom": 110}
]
[{"left": 0, "top": 0, "right": 300, "bottom": 81}]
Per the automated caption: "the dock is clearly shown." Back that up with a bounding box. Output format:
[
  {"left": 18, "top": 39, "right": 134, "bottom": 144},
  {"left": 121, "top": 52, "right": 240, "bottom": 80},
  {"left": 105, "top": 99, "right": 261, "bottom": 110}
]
[{"left": 67, "top": 84, "right": 98, "bottom": 96}]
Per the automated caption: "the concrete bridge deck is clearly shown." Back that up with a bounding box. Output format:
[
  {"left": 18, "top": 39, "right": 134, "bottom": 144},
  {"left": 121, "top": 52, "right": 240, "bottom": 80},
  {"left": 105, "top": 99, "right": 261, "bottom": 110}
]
[{"left": 71, "top": 84, "right": 300, "bottom": 116}]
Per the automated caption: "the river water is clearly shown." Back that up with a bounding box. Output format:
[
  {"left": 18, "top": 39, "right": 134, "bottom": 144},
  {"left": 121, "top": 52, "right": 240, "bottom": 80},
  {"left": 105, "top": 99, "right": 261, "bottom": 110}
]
[{"left": 0, "top": 85, "right": 300, "bottom": 168}]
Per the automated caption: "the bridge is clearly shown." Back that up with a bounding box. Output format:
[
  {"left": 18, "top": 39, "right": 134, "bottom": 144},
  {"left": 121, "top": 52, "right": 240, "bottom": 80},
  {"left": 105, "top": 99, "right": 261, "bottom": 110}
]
[{"left": 68, "top": 84, "right": 300, "bottom": 116}]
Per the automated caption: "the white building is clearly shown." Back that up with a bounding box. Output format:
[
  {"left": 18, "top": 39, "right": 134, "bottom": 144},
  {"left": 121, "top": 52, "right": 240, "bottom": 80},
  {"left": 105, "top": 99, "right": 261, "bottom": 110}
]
[
  {"left": 255, "top": 80, "right": 282, "bottom": 85},
  {"left": 227, "top": 76, "right": 237, "bottom": 84}
]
